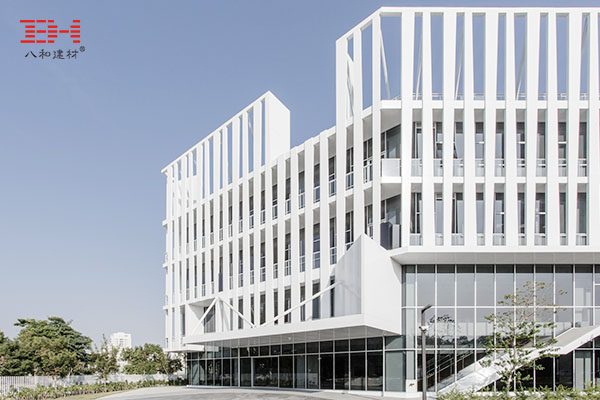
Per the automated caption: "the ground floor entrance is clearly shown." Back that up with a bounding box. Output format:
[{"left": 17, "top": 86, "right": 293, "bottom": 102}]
[{"left": 186, "top": 336, "right": 386, "bottom": 391}]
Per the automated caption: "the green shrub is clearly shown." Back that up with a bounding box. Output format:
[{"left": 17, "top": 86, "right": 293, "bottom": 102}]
[
  {"left": 0, "top": 377, "right": 187, "bottom": 400},
  {"left": 436, "top": 386, "right": 600, "bottom": 400}
]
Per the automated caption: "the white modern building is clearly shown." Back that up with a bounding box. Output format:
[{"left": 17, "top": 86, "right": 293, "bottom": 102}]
[
  {"left": 110, "top": 332, "right": 132, "bottom": 351},
  {"left": 163, "top": 7, "right": 600, "bottom": 395}
]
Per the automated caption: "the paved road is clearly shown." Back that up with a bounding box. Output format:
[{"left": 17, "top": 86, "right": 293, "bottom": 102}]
[{"left": 100, "top": 386, "right": 410, "bottom": 400}]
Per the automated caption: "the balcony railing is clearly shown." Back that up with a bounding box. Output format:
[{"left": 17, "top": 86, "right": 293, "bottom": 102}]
[
  {"left": 299, "top": 192, "right": 305, "bottom": 209},
  {"left": 493, "top": 233, "right": 505, "bottom": 246},
  {"left": 272, "top": 204, "right": 278, "bottom": 219},
  {"left": 260, "top": 266, "right": 266, "bottom": 282},
  {"left": 410, "top": 233, "right": 423, "bottom": 246},
  {"left": 346, "top": 172, "right": 354, "bottom": 189},
  {"left": 558, "top": 159, "right": 567, "bottom": 176},
  {"left": 366, "top": 223, "right": 373, "bottom": 238},
  {"left": 202, "top": 284, "right": 206, "bottom": 297},
  {"left": 249, "top": 214, "right": 254, "bottom": 229},
  {"left": 238, "top": 274, "right": 243, "bottom": 287},
  {"left": 560, "top": 233, "right": 568, "bottom": 246},
  {"left": 329, "top": 178, "right": 336, "bottom": 196},
  {"left": 475, "top": 159, "right": 484, "bottom": 176},
  {"left": 434, "top": 159, "right": 443, "bottom": 176},
  {"left": 495, "top": 159, "right": 505, "bottom": 176},
  {"left": 435, "top": 233, "right": 443, "bottom": 246},
  {"left": 314, "top": 186, "right": 320, "bottom": 202},
  {"left": 228, "top": 225, "right": 233, "bottom": 237},
  {"left": 536, "top": 159, "right": 546, "bottom": 177},
  {"left": 578, "top": 159, "right": 588, "bottom": 177},
  {"left": 285, "top": 198, "right": 291, "bottom": 215},
  {"left": 517, "top": 158, "right": 526, "bottom": 177},
  {"left": 300, "top": 255, "right": 306, "bottom": 272},
  {"left": 273, "top": 263, "right": 279, "bottom": 279},
  {"left": 535, "top": 233, "right": 547, "bottom": 246},
  {"left": 453, "top": 159, "right": 464, "bottom": 176},
  {"left": 210, "top": 232, "right": 214, "bottom": 245},
  {"left": 363, "top": 163, "right": 373, "bottom": 183},
  {"left": 330, "top": 247, "right": 337, "bottom": 264},
  {"left": 518, "top": 233, "right": 526, "bottom": 246},
  {"left": 477, "top": 233, "right": 485, "bottom": 246},
  {"left": 261, "top": 209, "right": 266, "bottom": 224},
  {"left": 577, "top": 233, "right": 588, "bottom": 246},
  {"left": 250, "top": 271, "right": 255, "bottom": 285},
  {"left": 313, "top": 251, "right": 321, "bottom": 269},
  {"left": 451, "top": 233, "right": 464, "bottom": 245},
  {"left": 411, "top": 159, "right": 423, "bottom": 176},
  {"left": 381, "top": 158, "right": 401, "bottom": 177},
  {"left": 284, "top": 259, "right": 291, "bottom": 276}
]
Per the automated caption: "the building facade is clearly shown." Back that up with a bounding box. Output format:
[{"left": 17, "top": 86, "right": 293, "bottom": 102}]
[
  {"left": 110, "top": 332, "right": 132, "bottom": 351},
  {"left": 163, "top": 7, "right": 600, "bottom": 395}
]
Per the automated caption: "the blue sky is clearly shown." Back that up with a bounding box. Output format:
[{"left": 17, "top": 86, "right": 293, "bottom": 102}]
[{"left": 0, "top": 0, "right": 597, "bottom": 346}]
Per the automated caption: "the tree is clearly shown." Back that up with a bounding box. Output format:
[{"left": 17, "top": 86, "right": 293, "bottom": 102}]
[
  {"left": 90, "top": 336, "right": 119, "bottom": 382},
  {"left": 483, "top": 281, "right": 560, "bottom": 393},
  {"left": 0, "top": 329, "right": 35, "bottom": 376},
  {"left": 13, "top": 317, "right": 92, "bottom": 379},
  {"left": 121, "top": 344, "right": 182, "bottom": 375}
]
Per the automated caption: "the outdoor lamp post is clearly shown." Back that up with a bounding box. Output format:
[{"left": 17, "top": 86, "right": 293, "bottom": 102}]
[{"left": 420, "top": 304, "right": 433, "bottom": 400}]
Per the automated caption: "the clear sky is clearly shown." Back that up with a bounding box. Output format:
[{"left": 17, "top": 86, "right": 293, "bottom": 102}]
[{"left": 0, "top": 0, "right": 597, "bottom": 346}]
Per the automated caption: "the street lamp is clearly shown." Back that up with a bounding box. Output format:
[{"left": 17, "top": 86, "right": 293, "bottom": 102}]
[{"left": 420, "top": 304, "right": 433, "bottom": 400}]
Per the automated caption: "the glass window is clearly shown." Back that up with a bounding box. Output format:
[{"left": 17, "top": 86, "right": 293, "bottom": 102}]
[
  {"left": 280, "top": 356, "right": 293, "bottom": 388},
  {"left": 335, "top": 339, "right": 349, "bottom": 352},
  {"left": 556, "top": 308, "right": 573, "bottom": 335},
  {"left": 320, "top": 341, "right": 333, "bottom": 353},
  {"left": 437, "top": 265, "right": 455, "bottom": 306},
  {"left": 437, "top": 308, "right": 455, "bottom": 348},
  {"left": 556, "top": 265, "right": 573, "bottom": 306},
  {"left": 367, "top": 337, "right": 383, "bottom": 350},
  {"left": 536, "top": 265, "right": 554, "bottom": 306},
  {"left": 476, "top": 308, "right": 494, "bottom": 348},
  {"left": 555, "top": 353, "right": 573, "bottom": 388},
  {"left": 385, "top": 351, "right": 404, "bottom": 391},
  {"left": 335, "top": 353, "right": 349, "bottom": 390},
  {"left": 575, "top": 265, "right": 593, "bottom": 306},
  {"left": 417, "top": 265, "right": 435, "bottom": 306},
  {"left": 496, "top": 265, "right": 514, "bottom": 305},
  {"left": 302, "top": 342, "right": 316, "bottom": 354},
  {"left": 516, "top": 265, "right": 533, "bottom": 293},
  {"left": 351, "top": 338, "right": 366, "bottom": 351},
  {"left": 457, "top": 308, "right": 475, "bottom": 348},
  {"left": 476, "top": 266, "right": 494, "bottom": 306},
  {"left": 457, "top": 265, "right": 475, "bottom": 306},
  {"left": 351, "top": 352, "right": 366, "bottom": 390},
  {"left": 367, "top": 352, "right": 383, "bottom": 391},
  {"left": 403, "top": 265, "right": 416, "bottom": 306},
  {"left": 307, "top": 355, "right": 319, "bottom": 388},
  {"left": 320, "top": 354, "right": 333, "bottom": 389},
  {"left": 294, "top": 355, "right": 306, "bottom": 388}
]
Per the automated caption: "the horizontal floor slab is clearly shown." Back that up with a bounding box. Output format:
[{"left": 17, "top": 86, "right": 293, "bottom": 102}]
[{"left": 183, "top": 314, "right": 400, "bottom": 348}]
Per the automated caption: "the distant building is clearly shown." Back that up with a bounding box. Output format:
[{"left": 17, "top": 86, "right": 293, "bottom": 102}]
[{"left": 109, "top": 332, "right": 132, "bottom": 351}]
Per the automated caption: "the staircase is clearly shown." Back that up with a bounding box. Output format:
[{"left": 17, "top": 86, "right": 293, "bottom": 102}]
[{"left": 435, "top": 325, "right": 600, "bottom": 396}]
